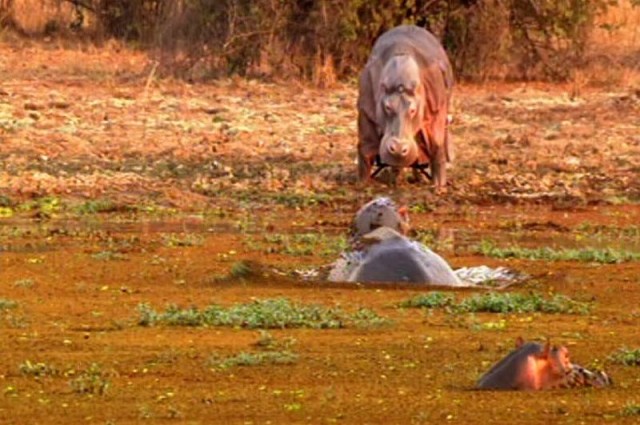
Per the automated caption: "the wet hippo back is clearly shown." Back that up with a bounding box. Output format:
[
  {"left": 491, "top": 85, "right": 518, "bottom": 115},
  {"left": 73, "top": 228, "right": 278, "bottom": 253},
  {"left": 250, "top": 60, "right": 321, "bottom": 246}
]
[
  {"left": 476, "top": 342, "right": 545, "bottom": 390},
  {"left": 348, "top": 228, "right": 462, "bottom": 285}
]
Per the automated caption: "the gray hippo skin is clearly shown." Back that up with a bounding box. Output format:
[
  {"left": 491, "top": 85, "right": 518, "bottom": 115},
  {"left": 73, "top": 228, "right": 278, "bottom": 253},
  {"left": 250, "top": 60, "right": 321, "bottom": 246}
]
[
  {"left": 347, "top": 227, "right": 463, "bottom": 286},
  {"left": 476, "top": 338, "right": 611, "bottom": 390},
  {"left": 357, "top": 25, "right": 454, "bottom": 190}
]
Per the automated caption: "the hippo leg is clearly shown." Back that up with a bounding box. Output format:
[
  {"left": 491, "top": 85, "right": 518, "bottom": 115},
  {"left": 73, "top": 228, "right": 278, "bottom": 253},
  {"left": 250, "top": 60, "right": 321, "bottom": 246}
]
[
  {"left": 357, "top": 112, "right": 379, "bottom": 183},
  {"left": 431, "top": 145, "right": 447, "bottom": 193},
  {"left": 427, "top": 113, "right": 448, "bottom": 192}
]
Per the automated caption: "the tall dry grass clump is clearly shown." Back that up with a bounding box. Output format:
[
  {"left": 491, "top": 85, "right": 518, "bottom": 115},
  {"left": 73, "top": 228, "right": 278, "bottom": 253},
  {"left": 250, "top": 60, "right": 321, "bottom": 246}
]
[
  {"left": 0, "top": 0, "right": 82, "bottom": 35},
  {"left": 1, "top": 0, "right": 637, "bottom": 85},
  {"left": 581, "top": 0, "right": 640, "bottom": 89}
]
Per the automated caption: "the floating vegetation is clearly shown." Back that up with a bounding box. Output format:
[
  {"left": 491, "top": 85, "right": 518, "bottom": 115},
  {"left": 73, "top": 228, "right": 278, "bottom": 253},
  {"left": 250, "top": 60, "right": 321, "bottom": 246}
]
[
  {"left": 137, "top": 298, "right": 390, "bottom": 329},
  {"left": 476, "top": 240, "right": 640, "bottom": 263}
]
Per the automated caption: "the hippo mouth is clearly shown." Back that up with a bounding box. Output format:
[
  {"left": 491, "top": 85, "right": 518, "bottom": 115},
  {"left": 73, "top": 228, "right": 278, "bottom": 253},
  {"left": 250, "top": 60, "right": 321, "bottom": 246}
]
[{"left": 371, "top": 155, "right": 432, "bottom": 180}]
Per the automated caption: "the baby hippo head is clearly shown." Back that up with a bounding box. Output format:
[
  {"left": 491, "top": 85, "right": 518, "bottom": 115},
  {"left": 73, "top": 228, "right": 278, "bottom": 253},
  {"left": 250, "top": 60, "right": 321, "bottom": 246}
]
[
  {"left": 548, "top": 345, "right": 572, "bottom": 376},
  {"left": 350, "top": 197, "right": 409, "bottom": 243},
  {"left": 536, "top": 342, "right": 572, "bottom": 382}
]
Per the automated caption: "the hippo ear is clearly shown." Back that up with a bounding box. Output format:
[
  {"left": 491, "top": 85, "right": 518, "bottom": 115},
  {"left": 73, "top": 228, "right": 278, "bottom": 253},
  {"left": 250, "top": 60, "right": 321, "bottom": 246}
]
[
  {"left": 515, "top": 336, "right": 524, "bottom": 348},
  {"left": 358, "top": 58, "right": 383, "bottom": 126},
  {"left": 397, "top": 205, "right": 409, "bottom": 220}
]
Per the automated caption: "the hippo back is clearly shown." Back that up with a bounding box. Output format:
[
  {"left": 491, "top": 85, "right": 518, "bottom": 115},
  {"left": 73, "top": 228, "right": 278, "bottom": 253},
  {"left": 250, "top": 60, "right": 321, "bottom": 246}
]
[
  {"left": 476, "top": 342, "right": 544, "bottom": 390},
  {"left": 349, "top": 236, "right": 462, "bottom": 285}
]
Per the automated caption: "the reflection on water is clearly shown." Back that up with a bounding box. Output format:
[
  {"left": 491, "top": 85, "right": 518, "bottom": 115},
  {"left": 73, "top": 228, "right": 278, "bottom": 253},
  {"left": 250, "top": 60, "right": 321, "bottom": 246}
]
[
  {"left": 1, "top": 217, "right": 639, "bottom": 256},
  {"left": 414, "top": 225, "right": 640, "bottom": 255}
]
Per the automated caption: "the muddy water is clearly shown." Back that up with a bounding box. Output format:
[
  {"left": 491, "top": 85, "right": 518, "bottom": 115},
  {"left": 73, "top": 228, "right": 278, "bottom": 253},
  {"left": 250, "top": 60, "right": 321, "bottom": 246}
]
[{"left": 0, "top": 204, "right": 639, "bottom": 425}]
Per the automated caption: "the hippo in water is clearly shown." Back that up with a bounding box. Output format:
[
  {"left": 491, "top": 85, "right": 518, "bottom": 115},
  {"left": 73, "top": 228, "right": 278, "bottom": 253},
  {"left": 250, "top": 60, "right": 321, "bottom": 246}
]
[
  {"left": 326, "top": 197, "right": 526, "bottom": 287},
  {"left": 328, "top": 197, "right": 463, "bottom": 286},
  {"left": 476, "top": 338, "right": 612, "bottom": 390},
  {"left": 357, "top": 25, "right": 454, "bottom": 190}
]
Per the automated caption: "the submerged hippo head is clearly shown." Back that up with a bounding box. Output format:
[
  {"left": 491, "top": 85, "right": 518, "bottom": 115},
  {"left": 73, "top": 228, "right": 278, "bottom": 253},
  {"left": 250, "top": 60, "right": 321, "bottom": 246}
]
[
  {"left": 377, "top": 55, "right": 425, "bottom": 168},
  {"left": 546, "top": 344, "right": 572, "bottom": 377}
]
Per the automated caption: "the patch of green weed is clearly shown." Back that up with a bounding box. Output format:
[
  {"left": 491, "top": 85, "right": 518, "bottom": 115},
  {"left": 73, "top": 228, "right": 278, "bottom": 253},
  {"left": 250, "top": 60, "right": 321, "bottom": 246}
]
[
  {"left": 0, "top": 207, "right": 13, "bottom": 217},
  {"left": 477, "top": 240, "right": 640, "bottom": 263},
  {"left": 137, "top": 298, "right": 388, "bottom": 329},
  {"left": 12, "top": 279, "right": 34, "bottom": 288},
  {"left": 470, "top": 318, "right": 508, "bottom": 331},
  {"left": 0, "top": 299, "right": 18, "bottom": 311},
  {"left": 250, "top": 232, "right": 347, "bottom": 257},
  {"left": 409, "top": 202, "right": 435, "bottom": 214},
  {"left": 19, "top": 360, "right": 60, "bottom": 378},
  {"left": 18, "top": 196, "right": 63, "bottom": 217},
  {"left": 209, "top": 351, "right": 298, "bottom": 369},
  {"left": 253, "top": 330, "right": 297, "bottom": 351},
  {"left": 576, "top": 223, "right": 640, "bottom": 238},
  {"left": 162, "top": 233, "right": 205, "bottom": 247},
  {"left": 230, "top": 260, "right": 254, "bottom": 278},
  {"left": 609, "top": 347, "right": 640, "bottom": 366},
  {"left": 68, "top": 363, "right": 110, "bottom": 395},
  {"left": 398, "top": 292, "right": 455, "bottom": 309},
  {"left": 206, "top": 260, "right": 262, "bottom": 284},
  {"left": 622, "top": 403, "right": 640, "bottom": 416},
  {"left": 269, "top": 192, "right": 331, "bottom": 208},
  {"left": 91, "top": 250, "right": 128, "bottom": 261},
  {"left": 74, "top": 199, "right": 120, "bottom": 214},
  {"left": 350, "top": 308, "right": 393, "bottom": 328},
  {"left": 456, "top": 292, "right": 590, "bottom": 314},
  {"left": 397, "top": 292, "right": 589, "bottom": 315}
]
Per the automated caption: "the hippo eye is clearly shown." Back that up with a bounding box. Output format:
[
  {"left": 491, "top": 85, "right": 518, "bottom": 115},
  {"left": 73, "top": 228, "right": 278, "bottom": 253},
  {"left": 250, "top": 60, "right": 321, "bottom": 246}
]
[{"left": 409, "top": 106, "right": 417, "bottom": 117}]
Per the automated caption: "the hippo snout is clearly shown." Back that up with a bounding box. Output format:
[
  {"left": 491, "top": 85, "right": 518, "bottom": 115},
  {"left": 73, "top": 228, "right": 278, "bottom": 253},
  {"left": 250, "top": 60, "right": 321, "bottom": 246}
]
[
  {"left": 380, "top": 137, "right": 418, "bottom": 166},
  {"left": 388, "top": 138, "right": 410, "bottom": 156}
]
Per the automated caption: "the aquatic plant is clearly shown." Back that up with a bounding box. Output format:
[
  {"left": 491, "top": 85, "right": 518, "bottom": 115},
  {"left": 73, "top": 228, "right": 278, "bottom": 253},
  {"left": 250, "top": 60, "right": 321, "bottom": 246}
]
[
  {"left": 0, "top": 299, "right": 18, "bottom": 312},
  {"left": 456, "top": 292, "right": 590, "bottom": 314},
  {"left": 398, "top": 292, "right": 455, "bottom": 309},
  {"left": 137, "top": 298, "right": 389, "bottom": 329},
  {"left": 609, "top": 347, "right": 640, "bottom": 366},
  {"left": 398, "top": 292, "right": 589, "bottom": 315},
  {"left": 209, "top": 351, "right": 298, "bottom": 369},
  {"left": 19, "top": 360, "right": 60, "bottom": 378},
  {"left": 622, "top": 403, "right": 640, "bottom": 417},
  {"left": 476, "top": 240, "right": 640, "bottom": 263},
  {"left": 69, "top": 363, "right": 110, "bottom": 395}
]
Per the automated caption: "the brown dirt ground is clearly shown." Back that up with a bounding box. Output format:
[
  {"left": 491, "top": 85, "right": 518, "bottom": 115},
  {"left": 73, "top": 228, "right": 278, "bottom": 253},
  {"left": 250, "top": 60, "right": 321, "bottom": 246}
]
[{"left": 0, "top": 40, "right": 640, "bottom": 425}]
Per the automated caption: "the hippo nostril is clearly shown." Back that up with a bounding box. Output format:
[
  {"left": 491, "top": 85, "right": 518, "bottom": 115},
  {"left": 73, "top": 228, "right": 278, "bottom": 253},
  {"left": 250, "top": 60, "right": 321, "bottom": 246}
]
[
  {"left": 388, "top": 141, "right": 409, "bottom": 157},
  {"left": 387, "top": 139, "right": 408, "bottom": 157}
]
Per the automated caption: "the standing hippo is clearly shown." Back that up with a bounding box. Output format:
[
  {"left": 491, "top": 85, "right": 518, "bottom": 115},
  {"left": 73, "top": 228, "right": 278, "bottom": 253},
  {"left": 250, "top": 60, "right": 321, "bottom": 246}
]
[{"left": 357, "top": 25, "right": 454, "bottom": 190}]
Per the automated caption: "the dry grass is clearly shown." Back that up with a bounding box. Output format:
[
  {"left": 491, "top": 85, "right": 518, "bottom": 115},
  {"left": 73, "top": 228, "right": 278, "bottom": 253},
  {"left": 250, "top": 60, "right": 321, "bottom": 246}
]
[
  {"left": 0, "top": 38, "right": 638, "bottom": 209},
  {"left": 584, "top": 0, "right": 640, "bottom": 88},
  {"left": 3, "top": 0, "right": 78, "bottom": 34}
]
